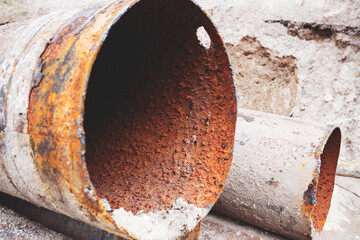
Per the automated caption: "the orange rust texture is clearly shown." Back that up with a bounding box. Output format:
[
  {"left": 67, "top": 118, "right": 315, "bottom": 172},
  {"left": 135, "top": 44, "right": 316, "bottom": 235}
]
[
  {"left": 27, "top": 0, "right": 138, "bottom": 234},
  {"left": 84, "top": 0, "right": 236, "bottom": 213},
  {"left": 311, "top": 128, "right": 341, "bottom": 232},
  {"left": 28, "top": 15, "right": 92, "bottom": 213}
]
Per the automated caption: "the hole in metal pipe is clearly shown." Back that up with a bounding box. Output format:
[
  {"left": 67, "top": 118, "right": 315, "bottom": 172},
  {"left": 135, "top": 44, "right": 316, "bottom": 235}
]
[
  {"left": 196, "top": 26, "right": 211, "bottom": 50},
  {"left": 84, "top": 0, "right": 236, "bottom": 215}
]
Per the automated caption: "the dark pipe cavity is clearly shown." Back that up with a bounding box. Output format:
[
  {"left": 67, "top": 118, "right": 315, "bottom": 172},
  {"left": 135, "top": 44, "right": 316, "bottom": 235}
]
[{"left": 84, "top": 0, "right": 236, "bottom": 214}]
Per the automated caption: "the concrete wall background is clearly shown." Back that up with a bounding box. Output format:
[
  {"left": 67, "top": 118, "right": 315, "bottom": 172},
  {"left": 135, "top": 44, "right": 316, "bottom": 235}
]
[
  {"left": 195, "top": 0, "right": 360, "bottom": 178},
  {"left": 1, "top": 0, "right": 359, "bottom": 177}
]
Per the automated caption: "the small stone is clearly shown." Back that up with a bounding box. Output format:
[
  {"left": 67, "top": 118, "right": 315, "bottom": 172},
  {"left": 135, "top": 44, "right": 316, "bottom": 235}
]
[{"left": 324, "top": 92, "right": 333, "bottom": 102}]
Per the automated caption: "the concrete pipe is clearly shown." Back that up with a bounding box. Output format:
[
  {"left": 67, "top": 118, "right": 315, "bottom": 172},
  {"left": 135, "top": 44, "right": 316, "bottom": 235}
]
[
  {"left": 213, "top": 108, "right": 341, "bottom": 240},
  {"left": 0, "top": 0, "right": 237, "bottom": 239}
]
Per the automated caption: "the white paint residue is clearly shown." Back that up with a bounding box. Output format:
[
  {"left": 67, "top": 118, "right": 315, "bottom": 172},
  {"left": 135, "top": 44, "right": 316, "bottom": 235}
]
[
  {"left": 100, "top": 198, "right": 111, "bottom": 212},
  {"left": 111, "top": 198, "right": 208, "bottom": 240}
]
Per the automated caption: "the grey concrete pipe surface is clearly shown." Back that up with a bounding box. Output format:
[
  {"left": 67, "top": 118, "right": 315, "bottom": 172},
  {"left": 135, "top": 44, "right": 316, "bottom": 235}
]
[{"left": 213, "top": 108, "right": 341, "bottom": 240}]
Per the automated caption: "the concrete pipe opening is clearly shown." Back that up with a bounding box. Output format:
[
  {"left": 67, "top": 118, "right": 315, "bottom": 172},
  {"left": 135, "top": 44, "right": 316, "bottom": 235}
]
[
  {"left": 84, "top": 0, "right": 236, "bottom": 222},
  {"left": 309, "top": 127, "right": 341, "bottom": 232}
]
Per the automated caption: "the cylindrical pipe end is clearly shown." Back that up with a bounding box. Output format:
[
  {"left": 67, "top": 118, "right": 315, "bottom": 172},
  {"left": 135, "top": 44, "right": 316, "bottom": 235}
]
[{"left": 309, "top": 127, "right": 341, "bottom": 234}]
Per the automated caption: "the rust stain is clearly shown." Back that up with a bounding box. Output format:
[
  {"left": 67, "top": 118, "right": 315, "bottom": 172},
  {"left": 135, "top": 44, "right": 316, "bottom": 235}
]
[
  {"left": 27, "top": 0, "right": 138, "bottom": 236},
  {"left": 301, "top": 128, "right": 341, "bottom": 232},
  {"left": 310, "top": 128, "right": 341, "bottom": 232},
  {"left": 84, "top": 0, "right": 236, "bottom": 214},
  {"left": 26, "top": 0, "right": 236, "bottom": 238}
]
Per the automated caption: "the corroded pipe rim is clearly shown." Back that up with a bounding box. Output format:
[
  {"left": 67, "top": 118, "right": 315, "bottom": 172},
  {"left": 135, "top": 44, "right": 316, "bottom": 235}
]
[
  {"left": 26, "top": 0, "right": 237, "bottom": 239},
  {"left": 213, "top": 108, "right": 341, "bottom": 240},
  {"left": 305, "top": 126, "right": 341, "bottom": 235}
]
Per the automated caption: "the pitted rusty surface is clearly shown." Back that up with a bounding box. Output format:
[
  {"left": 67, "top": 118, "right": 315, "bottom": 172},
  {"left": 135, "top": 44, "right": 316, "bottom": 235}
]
[
  {"left": 27, "top": 13, "right": 94, "bottom": 213},
  {"left": 25, "top": 0, "right": 235, "bottom": 237},
  {"left": 302, "top": 128, "right": 341, "bottom": 232},
  {"left": 84, "top": 0, "right": 236, "bottom": 213},
  {"left": 27, "top": 0, "right": 140, "bottom": 236},
  {"left": 311, "top": 128, "right": 341, "bottom": 231}
]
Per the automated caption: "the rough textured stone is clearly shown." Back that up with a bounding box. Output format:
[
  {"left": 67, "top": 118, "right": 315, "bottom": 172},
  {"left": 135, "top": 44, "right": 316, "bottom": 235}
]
[
  {"left": 225, "top": 37, "right": 298, "bottom": 116},
  {"left": 0, "top": 204, "right": 71, "bottom": 240},
  {"left": 195, "top": 0, "right": 360, "bottom": 177}
]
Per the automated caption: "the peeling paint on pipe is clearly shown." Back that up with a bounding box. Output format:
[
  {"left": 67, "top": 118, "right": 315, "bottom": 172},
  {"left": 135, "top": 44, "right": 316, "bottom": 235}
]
[
  {"left": 0, "top": 0, "right": 237, "bottom": 239},
  {"left": 213, "top": 108, "right": 341, "bottom": 240}
]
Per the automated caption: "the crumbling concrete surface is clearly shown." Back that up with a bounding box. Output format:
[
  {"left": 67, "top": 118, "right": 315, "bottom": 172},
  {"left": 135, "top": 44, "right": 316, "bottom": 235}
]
[
  {"left": 224, "top": 37, "right": 298, "bottom": 116},
  {"left": 194, "top": 0, "right": 360, "bottom": 177}
]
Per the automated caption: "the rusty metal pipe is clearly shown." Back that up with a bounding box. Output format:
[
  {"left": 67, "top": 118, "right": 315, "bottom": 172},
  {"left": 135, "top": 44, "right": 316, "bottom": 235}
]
[
  {"left": 0, "top": 0, "right": 237, "bottom": 239},
  {"left": 213, "top": 108, "right": 341, "bottom": 240}
]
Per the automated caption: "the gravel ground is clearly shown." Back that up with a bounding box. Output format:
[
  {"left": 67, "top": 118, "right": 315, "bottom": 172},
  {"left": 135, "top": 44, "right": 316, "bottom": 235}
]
[{"left": 0, "top": 205, "right": 71, "bottom": 240}]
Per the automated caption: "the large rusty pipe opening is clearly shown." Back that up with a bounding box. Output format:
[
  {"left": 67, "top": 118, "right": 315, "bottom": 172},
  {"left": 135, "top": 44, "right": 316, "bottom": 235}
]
[
  {"left": 311, "top": 128, "right": 341, "bottom": 232},
  {"left": 84, "top": 0, "right": 236, "bottom": 215}
]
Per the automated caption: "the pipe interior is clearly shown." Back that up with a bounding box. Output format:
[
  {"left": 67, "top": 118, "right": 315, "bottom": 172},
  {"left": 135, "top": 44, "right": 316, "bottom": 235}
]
[
  {"left": 84, "top": 0, "right": 236, "bottom": 214},
  {"left": 311, "top": 127, "right": 341, "bottom": 231}
]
